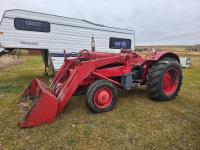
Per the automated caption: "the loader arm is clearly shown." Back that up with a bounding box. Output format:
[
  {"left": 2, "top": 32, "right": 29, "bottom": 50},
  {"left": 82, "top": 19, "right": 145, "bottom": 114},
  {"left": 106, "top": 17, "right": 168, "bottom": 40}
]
[
  {"left": 57, "top": 55, "right": 128, "bottom": 114},
  {"left": 18, "top": 54, "right": 129, "bottom": 127}
]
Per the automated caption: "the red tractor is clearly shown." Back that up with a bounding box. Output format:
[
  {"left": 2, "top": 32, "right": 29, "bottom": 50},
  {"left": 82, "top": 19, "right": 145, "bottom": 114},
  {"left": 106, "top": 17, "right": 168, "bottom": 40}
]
[{"left": 19, "top": 49, "right": 182, "bottom": 127}]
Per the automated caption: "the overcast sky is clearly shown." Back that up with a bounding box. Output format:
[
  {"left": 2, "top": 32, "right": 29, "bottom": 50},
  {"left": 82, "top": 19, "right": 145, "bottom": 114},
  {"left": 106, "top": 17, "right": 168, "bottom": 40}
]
[{"left": 0, "top": 0, "right": 200, "bottom": 45}]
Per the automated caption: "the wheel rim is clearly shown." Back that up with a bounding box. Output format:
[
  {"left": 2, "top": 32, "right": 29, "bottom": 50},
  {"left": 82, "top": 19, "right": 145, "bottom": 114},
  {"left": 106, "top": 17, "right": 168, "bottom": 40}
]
[
  {"left": 94, "top": 87, "right": 113, "bottom": 109},
  {"left": 162, "top": 68, "right": 179, "bottom": 96}
]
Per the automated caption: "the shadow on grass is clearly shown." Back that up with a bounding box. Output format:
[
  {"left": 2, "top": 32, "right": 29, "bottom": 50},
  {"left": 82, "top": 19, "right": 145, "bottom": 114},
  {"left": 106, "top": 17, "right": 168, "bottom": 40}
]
[
  {"left": 119, "top": 87, "right": 148, "bottom": 98},
  {"left": 61, "top": 87, "right": 150, "bottom": 116}
]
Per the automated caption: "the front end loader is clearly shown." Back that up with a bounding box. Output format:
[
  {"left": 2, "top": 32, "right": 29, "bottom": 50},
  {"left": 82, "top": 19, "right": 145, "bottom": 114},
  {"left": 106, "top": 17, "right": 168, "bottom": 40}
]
[{"left": 18, "top": 49, "right": 182, "bottom": 127}]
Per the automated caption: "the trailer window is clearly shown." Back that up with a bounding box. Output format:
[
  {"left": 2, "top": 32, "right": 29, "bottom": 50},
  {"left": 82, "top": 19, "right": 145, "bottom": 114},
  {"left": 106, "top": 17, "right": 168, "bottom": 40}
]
[
  {"left": 14, "top": 18, "right": 50, "bottom": 32},
  {"left": 109, "top": 37, "right": 131, "bottom": 49}
]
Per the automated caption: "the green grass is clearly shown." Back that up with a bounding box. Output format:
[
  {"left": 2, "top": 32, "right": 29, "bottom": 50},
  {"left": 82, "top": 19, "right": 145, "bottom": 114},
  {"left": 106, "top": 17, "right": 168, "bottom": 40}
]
[{"left": 0, "top": 55, "right": 200, "bottom": 149}]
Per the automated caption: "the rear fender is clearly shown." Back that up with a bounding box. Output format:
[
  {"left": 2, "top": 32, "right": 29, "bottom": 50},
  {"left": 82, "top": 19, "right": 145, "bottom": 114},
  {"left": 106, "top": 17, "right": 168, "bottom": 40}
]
[
  {"left": 141, "top": 52, "right": 180, "bottom": 84},
  {"left": 145, "top": 52, "right": 180, "bottom": 63}
]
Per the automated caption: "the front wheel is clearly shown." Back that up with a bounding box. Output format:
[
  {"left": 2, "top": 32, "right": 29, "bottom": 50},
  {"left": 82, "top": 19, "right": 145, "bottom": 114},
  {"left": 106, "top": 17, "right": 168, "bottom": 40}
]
[
  {"left": 147, "top": 58, "right": 182, "bottom": 101},
  {"left": 85, "top": 80, "right": 118, "bottom": 113}
]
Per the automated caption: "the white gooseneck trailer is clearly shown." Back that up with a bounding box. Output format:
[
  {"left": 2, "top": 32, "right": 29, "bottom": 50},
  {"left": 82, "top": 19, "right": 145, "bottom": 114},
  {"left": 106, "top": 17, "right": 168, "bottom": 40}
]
[{"left": 0, "top": 9, "right": 135, "bottom": 71}]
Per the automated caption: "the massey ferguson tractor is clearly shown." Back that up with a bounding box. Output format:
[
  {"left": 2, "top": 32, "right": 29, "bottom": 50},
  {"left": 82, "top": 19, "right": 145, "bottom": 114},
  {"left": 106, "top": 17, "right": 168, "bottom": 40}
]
[{"left": 19, "top": 49, "right": 182, "bottom": 127}]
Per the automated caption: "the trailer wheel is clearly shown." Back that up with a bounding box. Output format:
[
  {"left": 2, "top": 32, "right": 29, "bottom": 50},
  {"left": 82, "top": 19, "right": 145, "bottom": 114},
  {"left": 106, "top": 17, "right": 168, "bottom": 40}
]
[
  {"left": 85, "top": 80, "right": 118, "bottom": 113},
  {"left": 147, "top": 58, "right": 182, "bottom": 101}
]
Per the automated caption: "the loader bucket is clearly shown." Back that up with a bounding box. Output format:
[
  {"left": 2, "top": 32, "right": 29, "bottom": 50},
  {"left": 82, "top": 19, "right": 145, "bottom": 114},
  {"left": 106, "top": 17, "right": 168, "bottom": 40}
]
[{"left": 18, "top": 79, "right": 58, "bottom": 127}]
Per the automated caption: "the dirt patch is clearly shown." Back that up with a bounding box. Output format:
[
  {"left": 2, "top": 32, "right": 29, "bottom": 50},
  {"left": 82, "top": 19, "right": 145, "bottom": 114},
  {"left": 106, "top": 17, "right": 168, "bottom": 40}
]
[{"left": 0, "top": 55, "right": 21, "bottom": 70}]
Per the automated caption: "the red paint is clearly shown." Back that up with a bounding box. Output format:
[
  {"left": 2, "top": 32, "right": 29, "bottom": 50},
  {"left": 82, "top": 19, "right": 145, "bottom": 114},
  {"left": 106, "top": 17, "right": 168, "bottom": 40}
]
[
  {"left": 18, "top": 50, "right": 180, "bottom": 127},
  {"left": 162, "top": 69, "right": 179, "bottom": 96},
  {"left": 94, "top": 88, "right": 113, "bottom": 109}
]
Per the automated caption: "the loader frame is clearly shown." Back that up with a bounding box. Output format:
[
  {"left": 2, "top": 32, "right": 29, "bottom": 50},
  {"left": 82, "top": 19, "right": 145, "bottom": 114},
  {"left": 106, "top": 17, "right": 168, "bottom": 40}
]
[{"left": 18, "top": 50, "right": 180, "bottom": 127}]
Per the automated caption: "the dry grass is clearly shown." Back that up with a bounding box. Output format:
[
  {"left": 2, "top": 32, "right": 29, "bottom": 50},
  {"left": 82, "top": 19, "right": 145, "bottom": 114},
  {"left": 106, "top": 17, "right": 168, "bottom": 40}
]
[
  {"left": 0, "top": 55, "right": 21, "bottom": 70},
  {"left": 0, "top": 53, "right": 200, "bottom": 149}
]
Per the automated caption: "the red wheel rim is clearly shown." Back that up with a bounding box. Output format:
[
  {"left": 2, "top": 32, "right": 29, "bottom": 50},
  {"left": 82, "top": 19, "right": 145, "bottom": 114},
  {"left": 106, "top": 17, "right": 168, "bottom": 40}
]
[
  {"left": 162, "top": 68, "right": 179, "bottom": 96},
  {"left": 94, "top": 87, "right": 113, "bottom": 109}
]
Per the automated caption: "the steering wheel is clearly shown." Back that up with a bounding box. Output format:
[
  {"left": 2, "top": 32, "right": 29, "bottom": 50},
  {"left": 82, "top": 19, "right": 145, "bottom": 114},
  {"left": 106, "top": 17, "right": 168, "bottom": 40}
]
[
  {"left": 121, "top": 49, "right": 138, "bottom": 58},
  {"left": 77, "top": 49, "right": 91, "bottom": 62},
  {"left": 131, "top": 51, "right": 138, "bottom": 58}
]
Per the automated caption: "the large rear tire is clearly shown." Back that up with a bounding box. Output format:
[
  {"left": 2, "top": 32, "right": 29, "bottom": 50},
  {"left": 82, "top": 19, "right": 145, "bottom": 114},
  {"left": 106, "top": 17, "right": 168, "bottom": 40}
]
[
  {"left": 147, "top": 58, "right": 182, "bottom": 101},
  {"left": 85, "top": 80, "right": 118, "bottom": 113}
]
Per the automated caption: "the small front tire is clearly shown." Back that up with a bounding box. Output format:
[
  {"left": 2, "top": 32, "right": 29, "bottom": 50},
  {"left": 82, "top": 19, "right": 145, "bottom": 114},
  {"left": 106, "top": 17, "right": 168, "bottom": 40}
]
[{"left": 85, "top": 80, "right": 118, "bottom": 113}]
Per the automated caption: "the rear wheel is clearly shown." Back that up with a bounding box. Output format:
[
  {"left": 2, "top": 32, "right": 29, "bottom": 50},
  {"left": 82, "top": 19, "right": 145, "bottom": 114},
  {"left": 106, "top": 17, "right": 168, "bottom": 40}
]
[
  {"left": 85, "top": 80, "right": 118, "bottom": 113},
  {"left": 147, "top": 58, "right": 182, "bottom": 101}
]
